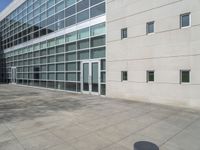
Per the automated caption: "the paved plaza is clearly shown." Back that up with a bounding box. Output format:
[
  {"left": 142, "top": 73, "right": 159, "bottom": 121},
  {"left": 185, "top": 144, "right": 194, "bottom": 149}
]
[{"left": 0, "top": 85, "right": 200, "bottom": 150}]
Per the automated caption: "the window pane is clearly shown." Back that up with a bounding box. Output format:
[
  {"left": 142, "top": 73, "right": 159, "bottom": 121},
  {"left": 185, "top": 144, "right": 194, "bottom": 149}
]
[
  {"left": 66, "top": 62, "right": 77, "bottom": 71},
  {"left": 55, "top": 10, "right": 64, "bottom": 21},
  {"left": 121, "top": 71, "right": 127, "bottom": 81},
  {"left": 90, "top": 0, "right": 104, "bottom": 6},
  {"left": 91, "top": 23, "right": 105, "bottom": 36},
  {"left": 56, "top": 36, "right": 65, "bottom": 45},
  {"left": 40, "top": 73, "right": 47, "bottom": 80},
  {"left": 91, "top": 35, "right": 105, "bottom": 47},
  {"left": 66, "top": 42, "right": 76, "bottom": 51},
  {"left": 47, "top": 0, "right": 55, "bottom": 8},
  {"left": 77, "top": 9, "right": 89, "bottom": 23},
  {"left": 40, "top": 41, "right": 47, "bottom": 49},
  {"left": 56, "top": 45, "right": 65, "bottom": 53},
  {"left": 65, "top": 0, "right": 76, "bottom": 7},
  {"left": 66, "top": 72, "right": 76, "bottom": 81},
  {"left": 65, "top": 5, "right": 76, "bottom": 18},
  {"left": 48, "top": 73, "right": 55, "bottom": 80},
  {"left": 48, "top": 47, "right": 56, "bottom": 54},
  {"left": 56, "top": 54, "right": 64, "bottom": 62},
  {"left": 48, "top": 56, "right": 56, "bottom": 63},
  {"left": 47, "top": 7, "right": 55, "bottom": 17},
  {"left": 77, "top": 39, "right": 89, "bottom": 49},
  {"left": 66, "top": 31, "right": 77, "bottom": 42},
  {"left": 77, "top": 28, "right": 89, "bottom": 39},
  {"left": 90, "top": 3, "right": 105, "bottom": 18},
  {"left": 65, "top": 15, "right": 76, "bottom": 27},
  {"left": 47, "top": 39, "right": 55, "bottom": 47},
  {"left": 57, "top": 64, "right": 64, "bottom": 71},
  {"left": 65, "top": 82, "right": 76, "bottom": 91},
  {"left": 57, "top": 73, "right": 64, "bottom": 80},
  {"left": 78, "top": 50, "right": 89, "bottom": 60},
  {"left": 66, "top": 52, "right": 76, "bottom": 61},
  {"left": 77, "top": 0, "right": 89, "bottom": 12},
  {"left": 181, "top": 70, "right": 190, "bottom": 83},
  {"left": 147, "top": 22, "right": 154, "bottom": 34},
  {"left": 121, "top": 28, "right": 127, "bottom": 39},
  {"left": 91, "top": 47, "right": 105, "bottom": 59},
  {"left": 48, "top": 64, "right": 55, "bottom": 71},
  {"left": 147, "top": 71, "right": 154, "bottom": 82},
  {"left": 181, "top": 14, "right": 190, "bottom": 27},
  {"left": 40, "top": 57, "right": 47, "bottom": 64},
  {"left": 55, "top": 1, "right": 64, "bottom": 13}
]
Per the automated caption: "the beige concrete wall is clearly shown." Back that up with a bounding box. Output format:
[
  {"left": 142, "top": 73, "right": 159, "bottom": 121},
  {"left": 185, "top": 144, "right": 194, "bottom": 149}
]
[{"left": 106, "top": 0, "right": 200, "bottom": 108}]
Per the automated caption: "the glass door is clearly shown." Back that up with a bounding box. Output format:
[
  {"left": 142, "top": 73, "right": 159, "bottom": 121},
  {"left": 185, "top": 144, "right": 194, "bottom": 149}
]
[
  {"left": 11, "top": 67, "right": 17, "bottom": 84},
  {"left": 81, "top": 60, "right": 100, "bottom": 95}
]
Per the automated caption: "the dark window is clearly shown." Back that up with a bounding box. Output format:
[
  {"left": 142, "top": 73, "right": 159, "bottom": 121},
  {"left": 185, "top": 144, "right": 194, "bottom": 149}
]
[
  {"left": 180, "top": 13, "right": 190, "bottom": 28},
  {"left": 121, "top": 28, "right": 127, "bottom": 39},
  {"left": 90, "top": 0, "right": 104, "bottom": 6},
  {"left": 147, "top": 21, "right": 154, "bottom": 34},
  {"left": 180, "top": 70, "right": 190, "bottom": 83},
  {"left": 65, "top": 5, "right": 76, "bottom": 18},
  {"left": 90, "top": 3, "right": 105, "bottom": 18},
  {"left": 147, "top": 71, "right": 154, "bottom": 82},
  {"left": 34, "top": 67, "right": 40, "bottom": 79},
  {"left": 40, "top": 29, "right": 47, "bottom": 36},
  {"left": 77, "top": 0, "right": 89, "bottom": 12},
  {"left": 65, "top": 15, "right": 76, "bottom": 27},
  {"left": 55, "top": 10, "right": 64, "bottom": 21},
  {"left": 121, "top": 71, "right": 128, "bottom": 81},
  {"left": 47, "top": 16, "right": 55, "bottom": 25},
  {"left": 91, "top": 35, "right": 105, "bottom": 47}
]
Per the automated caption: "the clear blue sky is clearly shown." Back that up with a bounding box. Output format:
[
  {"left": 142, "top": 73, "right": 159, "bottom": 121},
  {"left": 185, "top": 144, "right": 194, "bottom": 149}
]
[{"left": 0, "top": 0, "right": 13, "bottom": 12}]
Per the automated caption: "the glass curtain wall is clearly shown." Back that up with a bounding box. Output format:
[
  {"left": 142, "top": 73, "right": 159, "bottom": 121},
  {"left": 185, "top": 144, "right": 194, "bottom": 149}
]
[
  {"left": 4, "top": 23, "right": 106, "bottom": 95},
  {"left": 0, "top": 0, "right": 105, "bottom": 50}
]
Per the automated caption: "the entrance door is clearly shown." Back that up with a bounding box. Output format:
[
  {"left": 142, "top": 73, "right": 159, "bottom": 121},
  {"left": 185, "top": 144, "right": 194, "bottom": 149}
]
[
  {"left": 81, "top": 60, "right": 100, "bottom": 95},
  {"left": 11, "top": 67, "right": 17, "bottom": 84}
]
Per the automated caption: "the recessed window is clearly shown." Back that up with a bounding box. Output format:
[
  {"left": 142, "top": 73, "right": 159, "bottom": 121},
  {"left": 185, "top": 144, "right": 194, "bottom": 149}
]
[
  {"left": 121, "top": 71, "right": 128, "bottom": 81},
  {"left": 147, "top": 71, "right": 154, "bottom": 82},
  {"left": 121, "top": 28, "right": 128, "bottom": 39},
  {"left": 146, "top": 21, "right": 154, "bottom": 34},
  {"left": 180, "top": 13, "right": 191, "bottom": 28},
  {"left": 180, "top": 70, "right": 190, "bottom": 83}
]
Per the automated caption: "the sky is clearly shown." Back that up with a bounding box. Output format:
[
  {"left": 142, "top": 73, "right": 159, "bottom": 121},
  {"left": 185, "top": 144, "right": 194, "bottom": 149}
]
[{"left": 0, "top": 0, "right": 13, "bottom": 12}]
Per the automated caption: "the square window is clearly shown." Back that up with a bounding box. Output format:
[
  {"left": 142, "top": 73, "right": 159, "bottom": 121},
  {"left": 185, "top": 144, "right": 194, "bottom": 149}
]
[
  {"left": 147, "top": 21, "right": 154, "bottom": 34},
  {"left": 121, "top": 71, "right": 128, "bottom": 81},
  {"left": 180, "top": 70, "right": 190, "bottom": 83},
  {"left": 147, "top": 71, "right": 154, "bottom": 82},
  {"left": 180, "top": 13, "right": 191, "bottom": 28},
  {"left": 121, "top": 28, "right": 127, "bottom": 39}
]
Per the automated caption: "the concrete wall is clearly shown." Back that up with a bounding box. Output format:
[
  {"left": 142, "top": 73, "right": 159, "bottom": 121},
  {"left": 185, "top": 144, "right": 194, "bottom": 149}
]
[{"left": 106, "top": 0, "right": 200, "bottom": 108}]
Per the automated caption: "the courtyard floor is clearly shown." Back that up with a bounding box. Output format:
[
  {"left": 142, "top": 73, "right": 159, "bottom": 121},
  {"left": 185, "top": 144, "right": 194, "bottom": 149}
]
[{"left": 0, "top": 84, "right": 200, "bottom": 150}]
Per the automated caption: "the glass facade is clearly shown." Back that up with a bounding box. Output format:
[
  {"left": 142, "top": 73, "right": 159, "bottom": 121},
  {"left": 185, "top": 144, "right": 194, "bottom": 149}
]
[
  {"left": 0, "top": 0, "right": 106, "bottom": 95},
  {"left": 0, "top": 0, "right": 105, "bottom": 50},
  {"left": 4, "top": 23, "right": 106, "bottom": 94}
]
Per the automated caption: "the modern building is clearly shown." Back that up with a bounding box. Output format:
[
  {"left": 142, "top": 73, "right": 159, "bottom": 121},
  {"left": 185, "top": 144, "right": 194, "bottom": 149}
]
[
  {"left": 0, "top": 0, "right": 200, "bottom": 108},
  {"left": 0, "top": 0, "right": 106, "bottom": 95}
]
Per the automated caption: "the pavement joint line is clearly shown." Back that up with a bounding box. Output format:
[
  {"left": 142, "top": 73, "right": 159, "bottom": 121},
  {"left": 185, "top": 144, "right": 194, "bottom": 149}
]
[
  {"left": 159, "top": 116, "right": 200, "bottom": 147},
  {"left": 98, "top": 110, "right": 180, "bottom": 150},
  {"left": 3, "top": 122, "right": 26, "bottom": 150},
  {"left": 46, "top": 127, "right": 79, "bottom": 150},
  {"left": 44, "top": 105, "right": 157, "bottom": 150}
]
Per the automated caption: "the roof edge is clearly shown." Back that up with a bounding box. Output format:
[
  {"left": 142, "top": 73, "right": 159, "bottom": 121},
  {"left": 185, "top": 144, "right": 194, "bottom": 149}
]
[{"left": 0, "top": 0, "right": 26, "bottom": 21}]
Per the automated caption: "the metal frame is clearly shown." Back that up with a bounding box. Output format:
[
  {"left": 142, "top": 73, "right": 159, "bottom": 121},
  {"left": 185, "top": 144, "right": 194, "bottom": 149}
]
[
  {"left": 11, "top": 66, "right": 17, "bottom": 83},
  {"left": 81, "top": 59, "right": 101, "bottom": 95}
]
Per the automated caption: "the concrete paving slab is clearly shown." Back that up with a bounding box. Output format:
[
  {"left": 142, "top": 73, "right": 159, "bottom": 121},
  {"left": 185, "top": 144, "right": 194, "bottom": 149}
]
[{"left": 0, "top": 84, "right": 200, "bottom": 150}]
